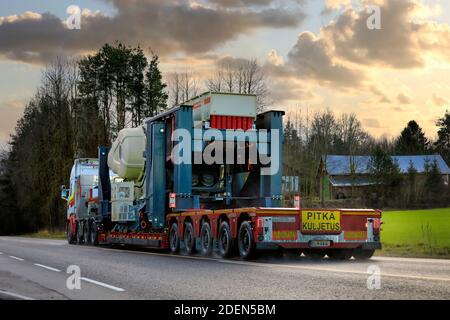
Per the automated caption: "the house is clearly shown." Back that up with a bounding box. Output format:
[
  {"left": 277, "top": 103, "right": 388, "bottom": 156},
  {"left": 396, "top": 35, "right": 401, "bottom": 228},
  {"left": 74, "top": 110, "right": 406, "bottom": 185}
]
[{"left": 319, "top": 155, "right": 450, "bottom": 200}]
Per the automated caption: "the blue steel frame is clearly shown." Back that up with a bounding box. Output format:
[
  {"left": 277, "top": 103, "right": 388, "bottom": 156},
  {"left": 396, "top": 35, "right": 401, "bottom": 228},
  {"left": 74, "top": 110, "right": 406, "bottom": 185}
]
[
  {"left": 143, "top": 106, "right": 285, "bottom": 229},
  {"left": 145, "top": 121, "right": 167, "bottom": 229}
]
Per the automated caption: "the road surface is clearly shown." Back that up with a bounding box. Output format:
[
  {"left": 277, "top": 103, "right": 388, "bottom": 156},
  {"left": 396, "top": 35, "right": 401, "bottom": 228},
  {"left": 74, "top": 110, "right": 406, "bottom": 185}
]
[{"left": 0, "top": 236, "right": 449, "bottom": 300}]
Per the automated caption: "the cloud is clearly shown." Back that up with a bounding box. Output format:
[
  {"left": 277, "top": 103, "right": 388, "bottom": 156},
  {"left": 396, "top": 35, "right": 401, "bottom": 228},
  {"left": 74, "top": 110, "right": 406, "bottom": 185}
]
[
  {"left": 363, "top": 118, "right": 383, "bottom": 128},
  {"left": 286, "top": 31, "right": 365, "bottom": 88},
  {"left": 208, "top": 0, "right": 274, "bottom": 8},
  {"left": 432, "top": 93, "right": 449, "bottom": 107},
  {"left": 322, "top": 0, "right": 352, "bottom": 15},
  {"left": 322, "top": 0, "right": 450, "bottom": 69},
  {"left": 397, "top": 93, "right": 412, "bottom": 104},
  {"left": 0, "top": 0, "right": 306, "bottom": 64}
]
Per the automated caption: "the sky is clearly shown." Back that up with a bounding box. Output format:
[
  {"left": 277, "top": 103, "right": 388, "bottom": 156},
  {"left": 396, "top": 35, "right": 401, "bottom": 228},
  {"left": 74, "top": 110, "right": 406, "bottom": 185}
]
[{"left": 1, "top": 0, "right": 450, "bottom": 146}]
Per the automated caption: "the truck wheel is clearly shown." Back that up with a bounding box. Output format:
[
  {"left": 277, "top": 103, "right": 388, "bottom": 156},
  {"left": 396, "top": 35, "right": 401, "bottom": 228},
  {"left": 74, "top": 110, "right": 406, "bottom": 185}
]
[
  {"left": 218, "top": 221, "right": 234, "bottom": 258},
  {"left": 84, "top": 221, "right": 91, "bottom": 245},
  {"left": 200, "top": 222, "right": 212, "bottom": 256},
  {"left": 90, "top": 222, "right": 98, "bottom": 246},
  {"left": 184, "top": 222, "right": 196, "bottom": 255},
  {"left": 328, "top": 249, "right": 352, "bottom": 260},
  {"left": 169, "top": 223, "right": 180, "bottom": 254},
  {"left": 76, "top": 222, "right": 84, "bottom": 245},
  {"left": 238, "top": 221, "right": 256, "bottom": 260},
  {"left": 353, "top": 249, "right": 375, "bottom": 260}
]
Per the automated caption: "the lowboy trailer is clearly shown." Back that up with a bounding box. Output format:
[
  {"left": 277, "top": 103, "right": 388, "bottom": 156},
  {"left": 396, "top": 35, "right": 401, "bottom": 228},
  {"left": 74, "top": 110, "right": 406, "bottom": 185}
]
[{"left": 62, "top": 92, "right": 381, "bottom": 260}]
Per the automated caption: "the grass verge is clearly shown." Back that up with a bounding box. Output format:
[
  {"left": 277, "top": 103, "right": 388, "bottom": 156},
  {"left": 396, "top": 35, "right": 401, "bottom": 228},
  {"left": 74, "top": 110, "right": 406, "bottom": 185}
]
[
  {"left": 20, "top": 229, "right": 66, "bottom": 240},
  {"left": 375, "top": 208, "right": 450, "bottom": 259}
]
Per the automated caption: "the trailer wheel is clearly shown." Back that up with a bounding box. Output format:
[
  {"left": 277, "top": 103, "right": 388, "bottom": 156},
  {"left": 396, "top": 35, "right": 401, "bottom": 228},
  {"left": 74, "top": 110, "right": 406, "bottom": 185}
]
[
  {"left": 90, "top": 221, "right": 98, "bottom": 246},
  {"left": 353, "top": 248, "right": 375, "bottom": 260},
  {"left": 184, "top": 222, "right": 196, "bottom": 255},
  {"left": 200, "top": 222, "right": 212, "bottom": 256},
  {"left": 169, "top": 223, "right": 180, "bottom": 254},
  {"left": 84, "top": 221, "right": 91, "bottom": 245},
  {"left": 218, "top": 221, "right": 233, "bottom": 258},
  {"left": 328, "top": 249, "right": 352, "bottom": 260},
  {"left": 76, "top": 222, "right": 84, "bottom": 245},
  {"left": 238, "top": 221, "right": 256, "bottom": 260}
]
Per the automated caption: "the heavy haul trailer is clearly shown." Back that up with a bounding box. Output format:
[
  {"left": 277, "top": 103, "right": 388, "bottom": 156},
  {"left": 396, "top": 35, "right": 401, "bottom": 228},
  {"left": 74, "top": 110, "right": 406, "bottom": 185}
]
[{"left": 63, "top": 92, "right": 382, "bottom": 260}]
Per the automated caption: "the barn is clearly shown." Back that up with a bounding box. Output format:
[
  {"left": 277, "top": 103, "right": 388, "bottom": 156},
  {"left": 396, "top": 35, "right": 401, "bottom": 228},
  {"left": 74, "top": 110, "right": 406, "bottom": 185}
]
[{"left": 319, "top": 155, "right": 450, "bottom": 200}]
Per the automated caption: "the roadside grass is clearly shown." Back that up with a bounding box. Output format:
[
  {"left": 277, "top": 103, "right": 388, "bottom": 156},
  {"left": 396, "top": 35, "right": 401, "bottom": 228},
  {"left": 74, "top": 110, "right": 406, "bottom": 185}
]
[
  {"left": 376, "top": 208, "right": 450, "bottom": 259},
  {"left": 21, "top": 229, "right": 66, "bottom": 240}
]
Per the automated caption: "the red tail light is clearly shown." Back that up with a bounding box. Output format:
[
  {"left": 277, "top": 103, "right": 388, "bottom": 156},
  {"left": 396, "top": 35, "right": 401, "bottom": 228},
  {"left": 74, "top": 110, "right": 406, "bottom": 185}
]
[
  {"left": 373, "top": 219, "right": 381, "bottom": 235},
  {"left": 256, "top": 217, "right": 265, "bottom": 235}
]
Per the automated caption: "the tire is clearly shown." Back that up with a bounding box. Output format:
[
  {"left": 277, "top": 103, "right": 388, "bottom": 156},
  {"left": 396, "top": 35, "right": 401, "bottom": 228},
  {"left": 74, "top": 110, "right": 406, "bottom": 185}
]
[
  {"left": 218, "top": 221, "right": 234, "bottom": 258},
  {"left": 184, "top": 222, "right": 196, "bottom": 255},
  {"left": 84, "top": 221, "right": 91, "bottom": 245},
  {"left": 169, "top": 223, "right": 180, "bottom": 254},
  {"left": 238, "top": 221, "right": 256, "bottom": 260},
  {"left": 353, "top": 248, "right": 375, "bottom": 260},
  {"left": 67, "top": 221, "right": 76, "bottom": 244},
  {"left": 76, "top": 221, "right": 84, "bottom": 245},
  {"left": 200, "top": 222, "right": 212, "bottom": 256},
  {"left": 90, "top": 221, "right": 98, "bottom": 245},
  {"left": 328, "top": 249, "right": 352, "bottom": 260}
]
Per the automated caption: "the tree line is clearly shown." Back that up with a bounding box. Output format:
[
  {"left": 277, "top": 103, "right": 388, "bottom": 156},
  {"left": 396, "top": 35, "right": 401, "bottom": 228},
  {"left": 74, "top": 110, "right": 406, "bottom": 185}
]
[{"left": 283, "top": 110, "right": 450, "bottom": 209}]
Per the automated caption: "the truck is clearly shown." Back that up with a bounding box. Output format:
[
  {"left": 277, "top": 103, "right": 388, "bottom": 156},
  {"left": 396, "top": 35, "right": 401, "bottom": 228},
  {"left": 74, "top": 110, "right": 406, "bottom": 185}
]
[{"left": 61, "top": 92, "right": 381, "bottom": 260}]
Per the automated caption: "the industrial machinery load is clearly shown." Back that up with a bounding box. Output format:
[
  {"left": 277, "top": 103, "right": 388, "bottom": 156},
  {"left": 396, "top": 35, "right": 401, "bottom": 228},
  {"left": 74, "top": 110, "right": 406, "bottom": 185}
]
[{"left": 62, "top": 92, "right": 381, "bottom": 260}]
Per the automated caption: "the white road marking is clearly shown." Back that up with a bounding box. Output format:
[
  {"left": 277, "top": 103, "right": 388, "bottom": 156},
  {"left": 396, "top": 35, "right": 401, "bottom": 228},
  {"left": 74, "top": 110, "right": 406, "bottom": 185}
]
[
  {"left": 33, "top": 263, "right": 61, "bottom": 272},
  {"left": 218, "top": 259, "right": 450, "bottom": 282},
  {"left": 374, "top": 256, "right": 450, "bottom": 264},
  {"left": 9, "top": 255, "right": 24, "bottom": 262},
  {"left": 91, "top": 247, "right": 450, "bottom": 283},
  {"left": 80, "top": 277, "right": 125, "bottom": 292},
  {"left": 0, "top": 289, "right": 34, "bottom": 300}
]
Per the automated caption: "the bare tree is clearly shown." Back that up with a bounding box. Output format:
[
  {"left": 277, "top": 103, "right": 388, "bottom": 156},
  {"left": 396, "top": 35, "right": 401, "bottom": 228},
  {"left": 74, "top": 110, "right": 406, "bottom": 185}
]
[
  {"left": 207, "top": 58, "right": 271, "bottom": 113},
  {"left": 168, "top": 70, "right": 200, "bottom": 107}
]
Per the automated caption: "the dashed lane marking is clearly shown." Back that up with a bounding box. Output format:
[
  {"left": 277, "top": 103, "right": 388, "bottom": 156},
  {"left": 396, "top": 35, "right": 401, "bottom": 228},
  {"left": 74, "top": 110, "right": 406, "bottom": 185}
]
[
  {"left": 33, "top": 263, "right": 62, "bottom": 272},
  {"left": 0, "top": 289, "right": 34, "bottom": 300},
  {"left": 9, "top": 255, "right": 24, "bottom": 262},
  {"left": 80, "top": 277, "right": 126, "bottom": 292}
]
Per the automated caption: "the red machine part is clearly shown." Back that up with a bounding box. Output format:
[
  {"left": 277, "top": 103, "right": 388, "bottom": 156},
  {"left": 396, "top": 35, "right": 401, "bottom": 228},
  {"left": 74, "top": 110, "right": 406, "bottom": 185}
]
[{"left": 210, "top": 115, "right": 253, "bottom": 130}]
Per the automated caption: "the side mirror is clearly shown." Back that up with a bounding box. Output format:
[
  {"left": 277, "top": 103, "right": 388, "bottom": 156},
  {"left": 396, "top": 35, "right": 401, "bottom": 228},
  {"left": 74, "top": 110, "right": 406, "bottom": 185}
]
[{"left": 61, "top": 185, "right": 69, "bottom": 201}]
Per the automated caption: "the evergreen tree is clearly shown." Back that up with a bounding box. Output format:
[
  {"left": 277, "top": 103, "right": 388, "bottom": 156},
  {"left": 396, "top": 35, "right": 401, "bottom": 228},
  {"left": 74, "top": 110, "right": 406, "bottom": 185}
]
[
  {"left": 435, "top": 111, "right": 450, "bottom": 165},
  {"left": 144, "top": 53, "right": 168, "bottom": 118},
  {"left": 395, "top": 120, "right": 429, "bottom": 155}
]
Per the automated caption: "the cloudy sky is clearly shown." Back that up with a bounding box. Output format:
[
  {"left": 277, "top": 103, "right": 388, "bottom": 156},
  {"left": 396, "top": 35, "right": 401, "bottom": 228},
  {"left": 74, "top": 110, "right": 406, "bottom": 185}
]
[{"left": 1, "top": 0, "right": 450, "bottom": 146}]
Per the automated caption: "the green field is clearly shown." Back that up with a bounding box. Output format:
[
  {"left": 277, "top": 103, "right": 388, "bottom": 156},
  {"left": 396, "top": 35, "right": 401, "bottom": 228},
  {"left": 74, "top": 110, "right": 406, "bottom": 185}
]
[{"left": 377, "top": 208, "right": 450, "bottom": 258}]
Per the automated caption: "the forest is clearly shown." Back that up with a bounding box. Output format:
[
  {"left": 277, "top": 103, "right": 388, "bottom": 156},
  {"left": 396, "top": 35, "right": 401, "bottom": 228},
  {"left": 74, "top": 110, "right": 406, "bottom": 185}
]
[{"left": 1, "top": 42, "right": 450, "bottom": 235}]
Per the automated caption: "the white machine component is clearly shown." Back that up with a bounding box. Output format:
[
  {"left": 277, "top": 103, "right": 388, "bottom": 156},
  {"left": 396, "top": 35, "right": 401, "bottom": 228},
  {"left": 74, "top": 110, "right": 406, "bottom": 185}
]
[
  {"left": 111, "top": 181, "right": 136, "bottom": 222},
  {"left": 186, "top": 92, "right": 257, "bottom": 128},
  {"left": 108, "top": 127, "right": 146, "bottom": 181}
]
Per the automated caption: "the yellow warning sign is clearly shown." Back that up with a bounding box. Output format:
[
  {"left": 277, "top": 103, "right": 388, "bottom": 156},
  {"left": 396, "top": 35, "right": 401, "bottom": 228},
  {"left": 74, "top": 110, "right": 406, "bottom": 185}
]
[{"left": 301, "top": 210, "right": 341, "bottom": 232}]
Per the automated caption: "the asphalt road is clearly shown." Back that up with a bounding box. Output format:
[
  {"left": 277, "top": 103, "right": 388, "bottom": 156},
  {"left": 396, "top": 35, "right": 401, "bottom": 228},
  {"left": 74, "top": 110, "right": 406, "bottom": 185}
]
[{"left": 0, "top": 236, "right": 449, "bottom": 300}]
